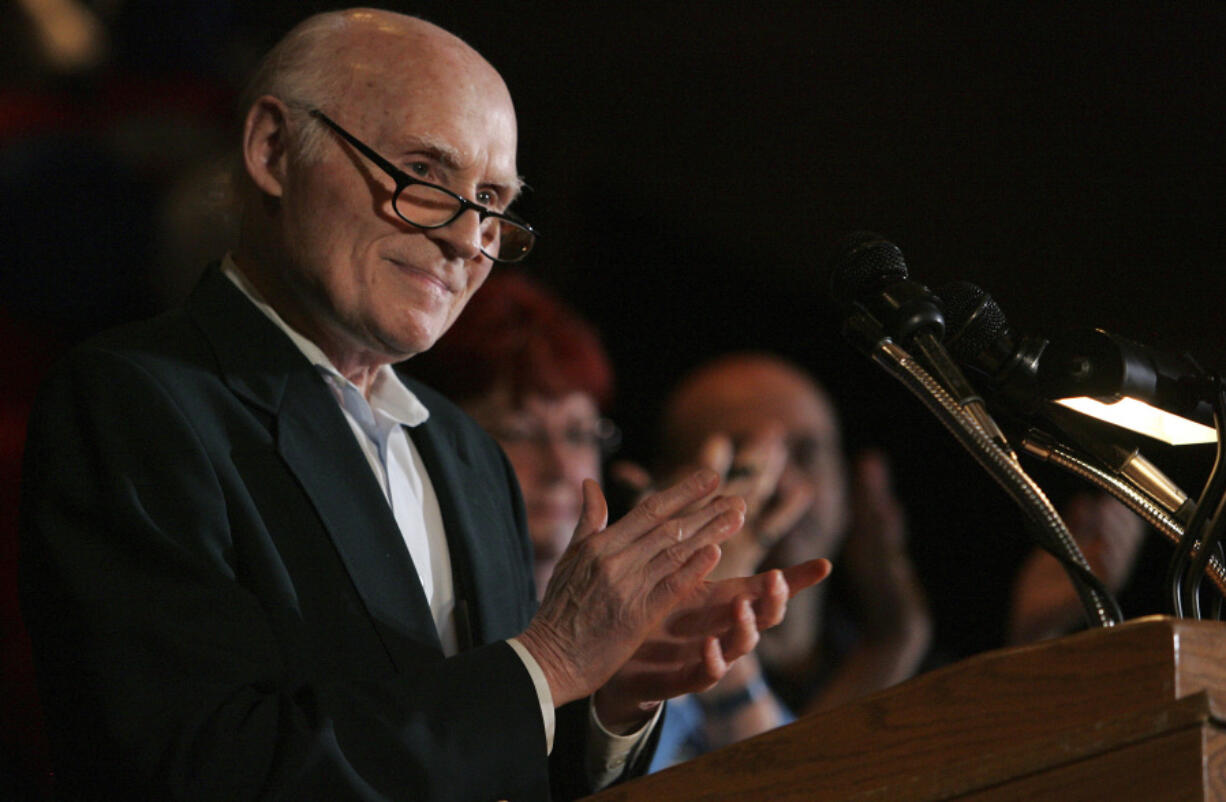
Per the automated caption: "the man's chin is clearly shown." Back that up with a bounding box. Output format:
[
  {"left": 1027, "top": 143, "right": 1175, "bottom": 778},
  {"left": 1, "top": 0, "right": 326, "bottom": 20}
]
[{"left": 370, "top": 324, "right": 443, "bottom": 363}]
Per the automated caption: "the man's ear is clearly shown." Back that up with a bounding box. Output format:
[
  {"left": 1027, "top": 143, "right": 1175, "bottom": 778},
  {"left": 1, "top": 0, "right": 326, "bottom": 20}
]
[{"left": 242, "top": 96, "right": 292, "bottom": 199}]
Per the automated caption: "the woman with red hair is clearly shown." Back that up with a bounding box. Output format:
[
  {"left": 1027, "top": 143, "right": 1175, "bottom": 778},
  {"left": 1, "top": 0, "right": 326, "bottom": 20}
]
[{"left": 410, "top": 271, "right": 618, "bottom": 599}]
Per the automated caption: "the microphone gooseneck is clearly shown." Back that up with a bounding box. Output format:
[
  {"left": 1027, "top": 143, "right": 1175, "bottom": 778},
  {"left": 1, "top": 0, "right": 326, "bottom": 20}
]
[
  {"left": 831, "top": 235, "right": 1120, "bottom": 629},
  {"left": 937, "top": 280, "right": 1226, "bottom": 619}
]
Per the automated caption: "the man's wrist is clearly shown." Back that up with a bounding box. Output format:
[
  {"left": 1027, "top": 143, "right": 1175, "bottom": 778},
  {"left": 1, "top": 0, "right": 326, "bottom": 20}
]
[
  {"left": 517, "top": 622, "right": 581, "bottom": 707},
  {"left": 506, "top": 638, "right": 557, "bottom": 754}
]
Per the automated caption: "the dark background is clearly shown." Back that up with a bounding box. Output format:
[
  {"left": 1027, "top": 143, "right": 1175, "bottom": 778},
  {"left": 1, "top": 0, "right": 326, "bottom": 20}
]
[{"left": 3, "top": 3, "right": 1225, "bottom": 792}]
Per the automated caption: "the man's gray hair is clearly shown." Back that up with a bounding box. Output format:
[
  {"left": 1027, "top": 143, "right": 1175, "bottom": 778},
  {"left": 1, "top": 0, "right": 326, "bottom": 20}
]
[{"left": 237, "top": 11, "right": 356, "bottom": 165}]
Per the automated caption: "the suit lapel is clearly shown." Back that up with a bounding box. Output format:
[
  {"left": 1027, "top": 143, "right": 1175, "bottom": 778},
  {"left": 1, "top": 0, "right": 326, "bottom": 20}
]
[
  {"left": 409, "top": 411, "right": 528, "bottom": 647},
  {"left": 276, "top": 373, "right": 443, "bottom": 661},
  {"left": 189, "top": 266, "right": 442, "bottom": 667}
]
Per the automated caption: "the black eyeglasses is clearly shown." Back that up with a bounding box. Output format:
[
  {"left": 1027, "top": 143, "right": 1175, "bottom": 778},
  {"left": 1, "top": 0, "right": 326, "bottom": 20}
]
[
  {"left": 487, "top": 417, "right": 622, "bottom": 456},
  {"left": 308, "top": 109, "right": 537, "bottom": 263}
]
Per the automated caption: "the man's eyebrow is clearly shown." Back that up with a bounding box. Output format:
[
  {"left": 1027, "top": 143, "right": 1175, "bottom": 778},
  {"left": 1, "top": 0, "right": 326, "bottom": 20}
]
[
  {"left": 401, "top": 135, "right": 524, "bottom": 201},
  {"left": 500, "top": 177, "right": 525, "bottom": 204},
  {"left": 401, "top": 135, "right": 463, "bottom": 170}
]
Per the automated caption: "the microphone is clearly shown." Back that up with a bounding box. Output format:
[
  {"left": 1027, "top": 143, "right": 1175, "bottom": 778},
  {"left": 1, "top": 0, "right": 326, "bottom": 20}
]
[
  {"left": 829, "top": 232, "right": 944, "bottom": 346},
  {"left": 940, "top": 281, "right": 1050, "bottom": 418},
  {"left": 829, "top": 234, "right": 1120, "bottom": 627},
  {"left": 830, "top": 233, "right": 1010, "bottom": 450},
  {"left": 939, "top": 280, "right": 1191, "bottom": 498}
]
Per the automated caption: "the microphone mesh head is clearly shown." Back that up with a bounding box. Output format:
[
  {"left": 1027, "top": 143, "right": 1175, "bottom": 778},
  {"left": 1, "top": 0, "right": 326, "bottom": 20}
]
[
  {"left": 939, "top": 280, "right": 1006, "bottom": 360},
  {"left": 828, "top": 232, "right": 908, "bottom": 309}
]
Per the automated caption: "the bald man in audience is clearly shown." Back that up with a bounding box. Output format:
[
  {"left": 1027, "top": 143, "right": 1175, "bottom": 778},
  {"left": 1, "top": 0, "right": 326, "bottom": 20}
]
[{"left": 656, "top": 353, "right": 932, "bottom": 717}]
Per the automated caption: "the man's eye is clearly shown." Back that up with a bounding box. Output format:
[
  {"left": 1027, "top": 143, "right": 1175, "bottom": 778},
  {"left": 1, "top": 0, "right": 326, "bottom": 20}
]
[
  {"left": 407, "top": 162, "right": 432, "bottom": 178},
  {"left": 475, "top": 189, "right": 499, "bottom": 209}
]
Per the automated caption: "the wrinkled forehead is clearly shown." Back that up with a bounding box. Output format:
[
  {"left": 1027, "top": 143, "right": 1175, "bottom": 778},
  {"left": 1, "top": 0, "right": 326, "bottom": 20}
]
[
  {"left": 696, "top": 374, "right": 836, "bottom": 435},
  {"left": 334, "top": 24, "right": 520, "bottom": 181},
  {"left": 715, "top": 397, "right": 837, "bottom": 447}
]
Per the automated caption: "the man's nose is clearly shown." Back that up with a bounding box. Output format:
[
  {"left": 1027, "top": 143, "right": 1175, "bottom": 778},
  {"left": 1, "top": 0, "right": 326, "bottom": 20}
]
[{"left": 428, "top": 208, "right": 484, "bottom": 261}]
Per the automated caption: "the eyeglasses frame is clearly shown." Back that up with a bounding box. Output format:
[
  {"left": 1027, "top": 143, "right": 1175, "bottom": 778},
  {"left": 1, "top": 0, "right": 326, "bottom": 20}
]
[
  {"left": 307, "top": 108, "right": 537, "bottom": 263},
  {"left": 488, "top": 416, "right": 623, "bottom": 457}
]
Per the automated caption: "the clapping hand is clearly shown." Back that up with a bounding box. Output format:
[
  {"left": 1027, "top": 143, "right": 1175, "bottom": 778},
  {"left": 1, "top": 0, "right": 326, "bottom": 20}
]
[{"left": 517, "top": 469, "right": 830, "bottom": 731}]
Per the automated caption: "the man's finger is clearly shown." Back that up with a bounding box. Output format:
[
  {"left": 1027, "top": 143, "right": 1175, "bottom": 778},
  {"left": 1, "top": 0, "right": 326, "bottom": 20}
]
[
  {"left": 853, "top": 448, "right": 892, "bottom": 490},
  {"left": 778, "top": 557, "right": 833, "bottom": 598},
  {"left": 605, "top": 468, "right": 725, "bottom": 556},
  {"left": 697, "top": 433, "right": 735, "bottom": 477},
  {"left": 717, "top": 596, "right": 760, "bottom": 664},
  {"left": 606, "top": 468, "right": 722, "bottom": 549},
  {"left": 644, "top": 542, "right": 723, "bottom": 617},
  {"left": 729, "top": 425, "right": 785, "bottom": 477},
  {"left": 570, "top": 478, "right": 609, "bottom": 543},
  {"left": 641, "top": 499, "right": 745, "bottom": 582},
  {"left": 747, "top": 569, "right": 789, "bottom": 629},
  {"left": 756, "top": 480, "right": 814, "bottom": 548},
  {"left": 742, "top": 559, "right": 832, "bottom": 630},
  {"left": 725, "top": 426, "right": 786, "bottom": 507}
]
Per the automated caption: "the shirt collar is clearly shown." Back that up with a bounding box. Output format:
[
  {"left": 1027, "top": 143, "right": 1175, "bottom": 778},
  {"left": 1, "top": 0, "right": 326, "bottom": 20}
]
[{"left": 221, "top": 254, "right": 430, "bottom": 427}]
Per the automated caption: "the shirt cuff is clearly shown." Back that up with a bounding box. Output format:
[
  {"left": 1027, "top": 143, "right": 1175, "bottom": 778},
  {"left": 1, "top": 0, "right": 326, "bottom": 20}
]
[
  {"left": 506, "top": 637, "right": 556, "bottom": 755},
  {"left": 586, "top": 697, "right": 663, "bottom": 790}
]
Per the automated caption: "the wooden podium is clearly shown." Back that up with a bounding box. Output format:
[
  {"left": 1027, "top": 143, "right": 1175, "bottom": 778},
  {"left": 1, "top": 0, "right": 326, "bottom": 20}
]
[{"left": 587, "top": 616, "right": 1226, "bottom": 801}]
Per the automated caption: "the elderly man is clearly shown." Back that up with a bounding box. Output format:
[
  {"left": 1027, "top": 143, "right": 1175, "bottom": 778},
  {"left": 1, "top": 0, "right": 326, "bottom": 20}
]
[{"left": 18, "top": 9, "right": 828, "bottom": 801}]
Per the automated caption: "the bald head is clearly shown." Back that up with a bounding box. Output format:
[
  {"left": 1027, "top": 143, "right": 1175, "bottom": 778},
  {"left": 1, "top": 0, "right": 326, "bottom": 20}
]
[
  {"left": 240, "top": 9, "right": 515, "bottom": 169},
  {"left": 662, "top": 353, "right": 840, "bottom": 468}
]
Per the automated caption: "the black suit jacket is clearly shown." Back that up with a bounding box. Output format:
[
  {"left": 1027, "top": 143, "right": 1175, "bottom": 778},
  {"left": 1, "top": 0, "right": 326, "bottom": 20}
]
[{"left": 19, "top": 266, "right": 615, "bottom": 800}]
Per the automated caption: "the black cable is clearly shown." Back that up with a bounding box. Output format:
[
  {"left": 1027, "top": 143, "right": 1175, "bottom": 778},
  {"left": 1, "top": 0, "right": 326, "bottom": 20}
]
[
  {"left": 1023, "top": 520, "right": 1125, "bottom": 624},
  {"left": 1167, "top": 381, "right": 1226, "bottom": 617},
  {"left": 1185, "top": 382, "right": 1226, "bottom": 617}
]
